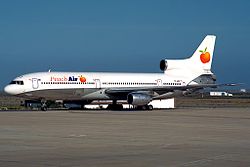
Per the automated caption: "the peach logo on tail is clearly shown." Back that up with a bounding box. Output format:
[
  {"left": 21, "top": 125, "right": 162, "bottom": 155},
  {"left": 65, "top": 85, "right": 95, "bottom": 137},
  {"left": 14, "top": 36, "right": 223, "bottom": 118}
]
[
  {"left": 79, "top": 75, "right": 86, "bottom": 83},
  {"left": 199, "top": 47, "right": 210, "bottom": 63}
]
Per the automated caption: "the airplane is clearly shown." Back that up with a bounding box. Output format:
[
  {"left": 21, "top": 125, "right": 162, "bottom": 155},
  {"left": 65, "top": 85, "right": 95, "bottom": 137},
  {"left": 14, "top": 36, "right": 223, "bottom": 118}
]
[{"left": 4, "top": 35, "right": 231, "bottom": 110}]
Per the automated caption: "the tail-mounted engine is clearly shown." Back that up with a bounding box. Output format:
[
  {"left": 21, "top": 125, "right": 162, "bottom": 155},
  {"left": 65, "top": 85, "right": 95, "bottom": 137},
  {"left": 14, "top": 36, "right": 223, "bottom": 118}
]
[{"left": 160, "top": 59, "right": 187, "bottom": 72}]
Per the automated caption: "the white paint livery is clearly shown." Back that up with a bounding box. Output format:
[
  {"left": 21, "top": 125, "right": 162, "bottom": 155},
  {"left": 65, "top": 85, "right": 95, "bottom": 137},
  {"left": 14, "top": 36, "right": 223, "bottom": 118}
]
[{"left": 4, "top": 35, "right": 219, "bottom": 110}]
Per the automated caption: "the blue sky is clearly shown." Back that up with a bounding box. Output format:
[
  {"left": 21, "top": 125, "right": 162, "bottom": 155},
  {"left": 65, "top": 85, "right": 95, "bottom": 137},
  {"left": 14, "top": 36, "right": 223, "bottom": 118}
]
[{"left": 1, "top": 0, "right": 250, "bottom": 89}]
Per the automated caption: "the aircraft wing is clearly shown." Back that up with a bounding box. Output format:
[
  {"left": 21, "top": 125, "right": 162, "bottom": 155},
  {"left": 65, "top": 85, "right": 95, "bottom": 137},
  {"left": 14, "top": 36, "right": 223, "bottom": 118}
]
[{"left": 105, "top": 83, "right": 237, "bottom": 96}]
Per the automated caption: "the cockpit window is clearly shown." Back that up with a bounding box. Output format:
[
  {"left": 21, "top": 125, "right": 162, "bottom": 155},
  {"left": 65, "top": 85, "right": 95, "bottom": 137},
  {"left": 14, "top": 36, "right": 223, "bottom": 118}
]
[{"left": 10, "top": 80, "right": 24, "bottom": 85}]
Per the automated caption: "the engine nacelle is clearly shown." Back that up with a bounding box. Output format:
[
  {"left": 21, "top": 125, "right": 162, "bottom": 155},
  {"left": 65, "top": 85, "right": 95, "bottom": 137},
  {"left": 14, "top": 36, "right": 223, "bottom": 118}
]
[
  {"left": 160, "top": 59, "right": 168, "bottom": 71},
  {"left": 160, "top": 59, "right": 188, "bottom": 72},
  {"left": 127, "top": 93, "right": 152, "bottom": 105}
]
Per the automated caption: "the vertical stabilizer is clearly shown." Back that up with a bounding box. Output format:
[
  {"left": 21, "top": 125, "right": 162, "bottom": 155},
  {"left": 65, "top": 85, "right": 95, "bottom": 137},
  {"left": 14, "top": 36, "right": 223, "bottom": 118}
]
[{"left": 189, "top": 35, "right": 216, "bottom": 72}]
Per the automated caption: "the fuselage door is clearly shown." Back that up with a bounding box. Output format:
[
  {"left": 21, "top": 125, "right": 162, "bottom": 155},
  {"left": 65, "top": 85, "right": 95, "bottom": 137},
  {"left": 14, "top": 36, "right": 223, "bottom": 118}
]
[
  {"left": 94, "top": 79, "right": 101, "bottom": 89},
  {"left": 32, "top": 78, "right": 39, "bottom": 89},
  {"left": 156, "top": 79, "right": 162, "bottom": 86}
]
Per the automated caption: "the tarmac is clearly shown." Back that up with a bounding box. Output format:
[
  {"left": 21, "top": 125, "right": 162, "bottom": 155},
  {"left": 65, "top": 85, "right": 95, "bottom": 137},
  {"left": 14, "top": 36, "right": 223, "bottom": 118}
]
[{"left": 0, "top": 108, "right": 250, "bottom": 167}]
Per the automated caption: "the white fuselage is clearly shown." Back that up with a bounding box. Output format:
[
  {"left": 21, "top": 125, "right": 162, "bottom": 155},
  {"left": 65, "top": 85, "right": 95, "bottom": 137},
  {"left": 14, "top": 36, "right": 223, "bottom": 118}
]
[{"left": 4, "top": 71, "right": 190, "bottom": 101}]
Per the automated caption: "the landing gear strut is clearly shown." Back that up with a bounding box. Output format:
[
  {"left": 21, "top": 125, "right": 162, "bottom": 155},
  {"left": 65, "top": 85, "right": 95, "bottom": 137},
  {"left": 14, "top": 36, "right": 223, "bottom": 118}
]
[
  {"left": 80, "top": 104, "right": 85, "bottom": 110},
  {"left": 107, "top": 100, "right": 123, "bottom": 110},
  {"left": 41, "top": 100, "right": 47, "bottom": 111}
]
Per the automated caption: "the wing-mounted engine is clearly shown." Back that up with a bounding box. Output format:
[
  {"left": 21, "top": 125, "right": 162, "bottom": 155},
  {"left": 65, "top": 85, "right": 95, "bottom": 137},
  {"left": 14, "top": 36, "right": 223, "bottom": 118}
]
[{"left": 127, "top": 93, "right": 152, "bottom": 105}]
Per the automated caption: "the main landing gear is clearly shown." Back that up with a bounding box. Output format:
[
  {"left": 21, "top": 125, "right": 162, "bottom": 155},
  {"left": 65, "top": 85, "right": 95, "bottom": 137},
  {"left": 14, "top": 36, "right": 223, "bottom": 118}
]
[
  {"left": 41, "top": 100, "right": 47, "bottom": 111},
  {"left": 136, "top": 104, "right": 153, "bottom": 110},
  {"left": 107, "top": 100, "right": 123, "bottom": 110},
  {"left": 107, "top": 101, "right": 153, "bottom": 110}
]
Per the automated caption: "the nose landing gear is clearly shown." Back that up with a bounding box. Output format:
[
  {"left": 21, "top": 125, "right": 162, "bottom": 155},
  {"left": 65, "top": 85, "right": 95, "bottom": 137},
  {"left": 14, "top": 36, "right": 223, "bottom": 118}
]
[{"left": 41, "top": 100, "right": 47, "bottom": 111}]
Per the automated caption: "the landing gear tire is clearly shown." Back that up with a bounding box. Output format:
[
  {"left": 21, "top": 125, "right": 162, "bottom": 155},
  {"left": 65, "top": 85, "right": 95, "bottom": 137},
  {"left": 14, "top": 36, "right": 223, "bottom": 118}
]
[
  {"left": 148, "top": 105, "right": 153, "bottom": 110},
  {"left": 41, "top": 106, "right": 47, "bottom": 111},
  {"left": 137, "top": 105, "right": 153, "bottom": 110},
  {"left": 107, "top": 104, "right": 123, "bottom": 110},
  {"left": 107, "top": 100, "right": 123, "bottom": 110},
  {"left": 41, "top": 100, "right": 47, "bottom": 111},
  {"left": 141, "top": 105, "right": 147, "bottom": 110}
]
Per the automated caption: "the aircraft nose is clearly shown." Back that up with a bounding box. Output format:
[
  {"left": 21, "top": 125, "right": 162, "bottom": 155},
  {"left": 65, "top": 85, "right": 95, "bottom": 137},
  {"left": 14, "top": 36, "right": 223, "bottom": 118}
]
[
  {"left": 4, "top": 85, "right": 13, "bottom": 95},
  {"left": 4, "top": 85, "right": 19, "bottom": 95}
]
